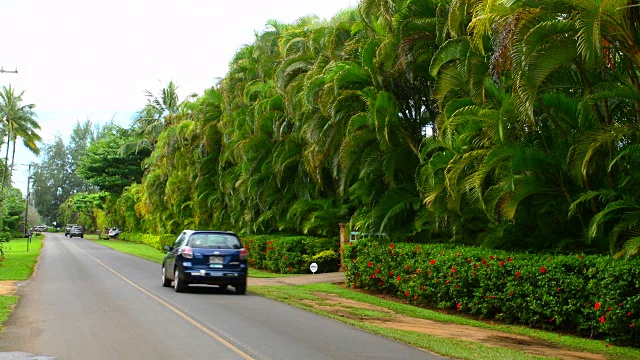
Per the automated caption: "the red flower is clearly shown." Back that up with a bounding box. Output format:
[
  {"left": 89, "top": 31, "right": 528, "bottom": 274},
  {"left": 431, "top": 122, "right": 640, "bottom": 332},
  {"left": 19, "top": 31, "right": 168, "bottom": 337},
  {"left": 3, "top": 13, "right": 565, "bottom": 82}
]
[
  {"left": 367, "top": 262, "right": 373, "bottom": 267},
  {"left": 516, "top": 271, "right": 521, "bottom": 279},
  {"left": 396, "top": 276, "right": 401, "bottom": 281},
  {"left": 405, "top": 265, "right": 410, "bottom": 270},
  {"left": 389, "top": 243, "right": 395, "bottom": 248},
  {"left": 340, "top": 248, "right": 345, "bottom": 253},
  {"left": 474, "top": 263, "right": 479, "bottom": 269},
  {"left": 283, "top": 256, "right": 287, "bottom": 260},
  {"left": 375, "top": 269, "right": 379, "bottom": 274},
  {"left": 415, "top": 269, "right": 421, "bottom": 274},
  {"left": 628, "top": 312, "right": 632, "bottom": 317},
  {"left": 607, "top": 307, "right": 612, "bottom": 311},
  {"left": 578, "top": 255, "right": 583, "bottom": 259},
  {"left": 263, "top": 251, "right": 267, "bottom": 255},
  {"left": 288, "top": 267, "right": 292, "bottom": 271},
  {"left": 556, "top": 287, "right": 562, "bottom": 292},
  {"left": 509, "top": 291, "right": 514, "bottom": 296},
  {"left": 267, "top": 246, "right": 271, "bottom": 251},
  {"left": 429, "top": 259, "right": 436, "bottom": 265},
  {"left": 420, "top": 285, "right": 425, "bottom": 291},
  {"left": 455, "top": 285, "right": 459, "bottom": 289},
  {"left": 405, "top": 291, "right": 409, "bottom": 297},
  {"left": 595, "top": 302, "right": 601, "bottom": 310},
  {"left": 489, "top": 256, "right": 495, "bottom": 260},
  {"left": 414, "top": 294, "right": 418, "bottom": 300},
  {"left": 451, "top": 266, "right": 456, "bottom": 273},
  {"left": 466, "top": 258, "right": 471, "bottom": 263},
  {"left": 445, "top": 280, "right": 449, "bottom": 284},
  {"left": 540, "top": 267, "right": 547, "bottom": 273},
  {"left": 491, "top": 295, "right": 495, "bottom": 299},
  {"left": 499, "top": 260, "right": 504, "bottom": 267},
  {"left": 378, "top": 281, "right": 383, "bottom": 286},
  {"left": 619, "top": 303, "right": 623, "bottom": 307},
  {"left": 456, "top": 303, "right": 461, "bottom": 310},
  {"left": 267, "top": 241, "right": 271, "bottom": 245},
  {"left": 630, "top": 323, "right": 634, "bottom": 328},
  {"left": 507, "top": 257, "right": 512, "bottom": 262},
  {"left": 600, "top": 316, "right": 606, "bottom": 324},
  {"left": 389, "top": 270, "right": 393, "bottom": 276},
  {"left": 427, "top": 270, "right": 431, "bottom": 276},
  {"left": 371, "top": 274, "right": 376, "bottom": 279}
]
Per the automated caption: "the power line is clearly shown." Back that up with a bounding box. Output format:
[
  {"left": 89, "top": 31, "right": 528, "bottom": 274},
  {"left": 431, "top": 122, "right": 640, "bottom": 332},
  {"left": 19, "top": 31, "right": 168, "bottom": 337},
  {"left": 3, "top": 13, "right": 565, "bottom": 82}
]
[{"left": 0, "top": 67, "right": 18, "bottom": 74}]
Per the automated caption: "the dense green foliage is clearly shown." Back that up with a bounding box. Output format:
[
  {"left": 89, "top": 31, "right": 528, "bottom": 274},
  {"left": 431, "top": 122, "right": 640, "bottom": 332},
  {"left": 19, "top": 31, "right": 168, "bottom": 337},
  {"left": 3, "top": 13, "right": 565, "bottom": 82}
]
[
  {"left": 76, "top": 0, "right": 640, "bottom": 259},
  {"left": 343, "top": 239, "right": 640, "bottom": 346},
  {"left": 33, "top": 121, "right": 98, "bottom": 225},
  {"left": 118, "top": 232, "right": 177, "bottom": 251},
  {"left": 77, "top": 125, "right": 149, "bottom": 194},
  {"left": 242, "top": 235, "right": 340, "bottom": 273}
]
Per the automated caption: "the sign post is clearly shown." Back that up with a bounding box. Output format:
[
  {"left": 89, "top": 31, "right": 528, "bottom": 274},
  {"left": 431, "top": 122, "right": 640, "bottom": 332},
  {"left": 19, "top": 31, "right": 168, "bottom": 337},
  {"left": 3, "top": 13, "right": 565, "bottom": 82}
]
[{"left": 310, "top": 262, "right": 318, "bottom": 274}]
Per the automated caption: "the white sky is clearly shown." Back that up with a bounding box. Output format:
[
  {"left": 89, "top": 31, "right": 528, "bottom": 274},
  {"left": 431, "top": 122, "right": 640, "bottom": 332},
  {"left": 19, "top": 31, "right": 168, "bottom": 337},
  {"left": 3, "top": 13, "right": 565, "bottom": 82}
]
[{"left": 0, "top": 0, "right": 356, "bottom": 194}]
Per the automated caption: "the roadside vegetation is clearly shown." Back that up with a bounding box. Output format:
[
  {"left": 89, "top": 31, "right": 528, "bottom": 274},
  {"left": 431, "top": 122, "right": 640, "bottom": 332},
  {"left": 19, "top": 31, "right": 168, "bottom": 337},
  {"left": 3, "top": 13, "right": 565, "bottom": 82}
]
[
  {"left": 251, "top": 284, "right": 640, "bottom": 360},
  {"left": 0, "top": 235, "right": 43, "bottom": 281},
  {"left": 0, "top": 235, "right": 43, "bottom": 332}
]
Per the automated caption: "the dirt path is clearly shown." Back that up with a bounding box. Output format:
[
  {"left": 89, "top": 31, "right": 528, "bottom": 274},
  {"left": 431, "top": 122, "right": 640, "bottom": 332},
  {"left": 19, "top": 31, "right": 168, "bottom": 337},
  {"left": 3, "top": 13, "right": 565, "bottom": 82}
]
[
  {"left": 250, "top": 272, "right": 606, "bottom": 360},
  {"left": 0, "top": 281, "right": 18, "bottom": 296}
]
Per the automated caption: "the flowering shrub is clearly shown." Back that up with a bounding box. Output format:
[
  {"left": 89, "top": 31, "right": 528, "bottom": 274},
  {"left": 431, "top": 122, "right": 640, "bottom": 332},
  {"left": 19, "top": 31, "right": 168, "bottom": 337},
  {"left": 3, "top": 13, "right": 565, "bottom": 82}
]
[
  {"left": 343, "top": 239, "right": 640, "bottom": 347},
  {"left": 242, "top": 235, "right": 339, "bottom": 274}
]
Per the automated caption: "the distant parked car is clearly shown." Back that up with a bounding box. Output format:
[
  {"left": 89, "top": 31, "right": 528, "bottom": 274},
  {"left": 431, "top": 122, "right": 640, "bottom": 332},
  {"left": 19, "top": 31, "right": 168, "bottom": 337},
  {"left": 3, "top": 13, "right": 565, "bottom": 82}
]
[
  {"left": 69, "top": 226, "right": 84, "bottom": 238},
  {"left": 34, "top": 225, "right": 47, "bottom": 232},
  {"left": 162, "top": 230, "right": 248, "bottom": 294},
  {"left": 65, "top": 224, "right": 78, "bottom": 237},
  {"left": 108, "top": 228, "right": 122, "bottom": 239}
]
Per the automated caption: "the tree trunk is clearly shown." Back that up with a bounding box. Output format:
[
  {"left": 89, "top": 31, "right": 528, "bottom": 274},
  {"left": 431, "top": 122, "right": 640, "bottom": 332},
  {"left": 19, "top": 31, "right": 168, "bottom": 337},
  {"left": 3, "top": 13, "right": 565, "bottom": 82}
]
[{"left": 0, "top": 125, "right": 11, "bottom": 196}]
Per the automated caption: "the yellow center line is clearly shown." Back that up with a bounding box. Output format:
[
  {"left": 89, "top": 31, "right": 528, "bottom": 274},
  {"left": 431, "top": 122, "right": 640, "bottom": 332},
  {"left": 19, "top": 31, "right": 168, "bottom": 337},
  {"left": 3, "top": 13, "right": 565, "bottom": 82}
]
[{"left": 69, "top": 241, "right": 253, "bottom": 360}]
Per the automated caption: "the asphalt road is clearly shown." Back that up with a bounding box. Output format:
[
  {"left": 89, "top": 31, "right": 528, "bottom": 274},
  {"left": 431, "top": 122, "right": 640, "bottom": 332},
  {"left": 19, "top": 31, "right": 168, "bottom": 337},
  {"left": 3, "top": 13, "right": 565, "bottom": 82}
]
[{"left": 0, "top": 233, "right": 445, "bottom": 360}]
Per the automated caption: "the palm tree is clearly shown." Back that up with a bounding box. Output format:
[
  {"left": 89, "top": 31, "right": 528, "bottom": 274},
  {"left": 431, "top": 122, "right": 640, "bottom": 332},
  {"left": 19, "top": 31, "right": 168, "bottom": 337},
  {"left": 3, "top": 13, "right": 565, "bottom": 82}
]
[
  {"left": 120, "top": 81, "right": 195, "bottom": 155},
  {"left": 0, "top": 85, "right": 41, "bottom": 196}
]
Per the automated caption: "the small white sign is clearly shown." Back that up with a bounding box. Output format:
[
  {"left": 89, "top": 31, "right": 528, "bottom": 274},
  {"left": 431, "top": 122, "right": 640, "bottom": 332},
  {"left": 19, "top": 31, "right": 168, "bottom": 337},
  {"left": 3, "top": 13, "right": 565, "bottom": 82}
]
[{"left": 310, "top": 262, "right": 318, "bottom": 274}]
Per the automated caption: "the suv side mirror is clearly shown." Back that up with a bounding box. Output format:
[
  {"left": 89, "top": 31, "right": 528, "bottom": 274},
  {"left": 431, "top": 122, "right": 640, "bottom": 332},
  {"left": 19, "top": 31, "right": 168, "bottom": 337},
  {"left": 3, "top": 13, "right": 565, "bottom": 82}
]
[{"left": 163, "top": 245, "right": 172, "bottom": 252}]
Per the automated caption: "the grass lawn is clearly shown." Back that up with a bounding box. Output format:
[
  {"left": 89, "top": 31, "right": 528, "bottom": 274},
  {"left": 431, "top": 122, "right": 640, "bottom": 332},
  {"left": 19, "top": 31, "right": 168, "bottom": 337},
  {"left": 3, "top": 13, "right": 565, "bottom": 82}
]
[
  {"left": 0, "top": 235, "right": 43, "bottom": 332},
  {"left": 0, "top": 235, "right": 43, "bottom": 280},
  {"left": 250, "top": 284, "right": 640, "bottom": 360}
]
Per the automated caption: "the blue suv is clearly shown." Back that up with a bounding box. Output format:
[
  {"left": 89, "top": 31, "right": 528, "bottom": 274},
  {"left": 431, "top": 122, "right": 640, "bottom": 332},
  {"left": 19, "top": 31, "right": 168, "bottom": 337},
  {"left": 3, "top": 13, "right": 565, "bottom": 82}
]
[{"left": 162, "top": 230, "right": 248, "bottom": 294}]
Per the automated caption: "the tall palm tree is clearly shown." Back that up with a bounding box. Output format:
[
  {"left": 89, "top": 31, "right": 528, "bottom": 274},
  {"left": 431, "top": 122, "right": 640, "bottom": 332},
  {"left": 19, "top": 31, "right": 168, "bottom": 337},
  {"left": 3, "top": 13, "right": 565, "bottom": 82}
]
[
  {"left": 120, "top": 81, "right": 195, "bottom": 155},
  {"left": 0, "top": 85, "right": 41, "bottom": 196}
]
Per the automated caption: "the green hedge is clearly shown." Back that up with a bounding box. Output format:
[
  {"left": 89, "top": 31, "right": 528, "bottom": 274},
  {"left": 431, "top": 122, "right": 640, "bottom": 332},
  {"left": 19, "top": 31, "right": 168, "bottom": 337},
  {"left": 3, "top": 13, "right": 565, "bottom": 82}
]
[
  {"left": 119, "top": 232, "right": 176, "bottom": 250},
  {"left": 242, "top": 235, "right": 340, "bottom": 274},
  {"left": 343, "top": 239, "right": 640, "bottom": 347}
]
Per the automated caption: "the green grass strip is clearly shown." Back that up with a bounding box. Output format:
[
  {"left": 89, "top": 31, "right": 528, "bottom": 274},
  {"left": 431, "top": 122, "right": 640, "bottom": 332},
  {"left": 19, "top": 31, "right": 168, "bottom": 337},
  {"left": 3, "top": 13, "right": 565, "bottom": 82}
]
[
  {"left": 0, "top": 236, "right": 43, "bottom": 280},
  {"left": 250, "top": 284, "right": 640, "bottom": 360},
  {"left": 93, "top": 239, "right": 167, "bottom": 263},
  {"left": 0, "top": 296, "right": 18, "bottom": 332}
]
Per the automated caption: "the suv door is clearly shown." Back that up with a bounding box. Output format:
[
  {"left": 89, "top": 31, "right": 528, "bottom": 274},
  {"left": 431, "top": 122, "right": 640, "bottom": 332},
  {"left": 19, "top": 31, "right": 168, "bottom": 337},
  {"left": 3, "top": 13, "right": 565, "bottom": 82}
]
[{"left": 164, "top": 233, "right": 186, "bottom": 277}]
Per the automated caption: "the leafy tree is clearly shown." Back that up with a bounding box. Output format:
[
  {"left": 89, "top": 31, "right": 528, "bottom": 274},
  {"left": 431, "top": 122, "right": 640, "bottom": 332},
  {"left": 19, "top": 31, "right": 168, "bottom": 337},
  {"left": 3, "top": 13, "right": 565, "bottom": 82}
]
[{"left": 77, "top": 125, "right": 149, "bottom": 194}]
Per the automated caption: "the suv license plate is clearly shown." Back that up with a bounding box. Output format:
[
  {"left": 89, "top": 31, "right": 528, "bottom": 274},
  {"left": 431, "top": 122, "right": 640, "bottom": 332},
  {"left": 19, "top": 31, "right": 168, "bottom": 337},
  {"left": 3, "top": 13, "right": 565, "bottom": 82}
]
[{"left": 209, "top": 256, "right": 223, "bottom": 264}]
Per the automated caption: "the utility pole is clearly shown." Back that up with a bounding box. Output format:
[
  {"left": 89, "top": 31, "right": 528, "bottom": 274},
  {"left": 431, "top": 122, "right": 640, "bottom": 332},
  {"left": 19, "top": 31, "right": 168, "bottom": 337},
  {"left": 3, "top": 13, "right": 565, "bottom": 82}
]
[
  {"left": 24, "top": 163, "right": 33, "bottom": 251},
  {"left": 0, "top": 67, "right": 18, "bottom": 74}
]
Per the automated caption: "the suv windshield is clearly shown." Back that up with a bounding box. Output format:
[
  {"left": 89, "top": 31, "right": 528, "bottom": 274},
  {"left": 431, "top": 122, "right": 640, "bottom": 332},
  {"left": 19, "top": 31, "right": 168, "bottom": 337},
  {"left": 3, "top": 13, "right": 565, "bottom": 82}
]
[{"left": 188, "top": 233, "right": 241, "bottom": 249}]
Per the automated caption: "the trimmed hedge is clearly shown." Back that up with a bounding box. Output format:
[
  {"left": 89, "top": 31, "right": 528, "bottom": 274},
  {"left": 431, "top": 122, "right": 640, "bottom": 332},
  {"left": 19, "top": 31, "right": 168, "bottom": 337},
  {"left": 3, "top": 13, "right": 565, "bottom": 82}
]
[
  {"left": 343, "top": 239, "right": 640, "bottom": 347},
  {"left": 242, "top": 235, "right": 340, "bottom": 274},
  {"left": 119, "top": 232, "right": 176, "bottom": 251}
]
